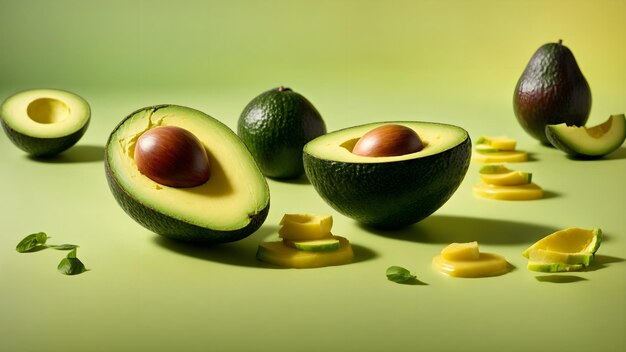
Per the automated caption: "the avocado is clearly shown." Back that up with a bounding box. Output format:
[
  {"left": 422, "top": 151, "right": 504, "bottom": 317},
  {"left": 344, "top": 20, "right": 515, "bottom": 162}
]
[
  {"left": 545, "top": 114, "right": 626, "bottom": 159},
  {"left": 238, "top": 86, "right": 326, "bottom": 179},
  {"left": 1, "top": 89, "right": 90, "bottom": 157},
  {"left": 513, "top": 40, "right": 591, "bottom": 144},
  {"left": 303, "top": 121, "right": 471, "bottom": 229},
  {"left": 105, "top": 105, "right": 270, "bottom": 244}
]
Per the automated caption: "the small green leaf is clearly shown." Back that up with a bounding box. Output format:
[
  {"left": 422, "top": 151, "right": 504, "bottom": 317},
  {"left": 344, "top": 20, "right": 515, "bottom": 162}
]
[
  {"left": 16, "top": 232, "right": 49, "bottom": 253},
  {"left": 57, "top": 249, "right": 88, "bottom": 275},
  {"left": 386, "top": 266, "right": 416, "bottom": 283},
  {"left": 47, "top": 244, "right": 79, "bottom": 250}
]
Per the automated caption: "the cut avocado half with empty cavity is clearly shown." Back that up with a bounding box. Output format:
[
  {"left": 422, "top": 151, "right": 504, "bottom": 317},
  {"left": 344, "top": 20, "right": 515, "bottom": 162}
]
[
  {"left": 303, "top": 121, "right": 471, "bottom": 229},
  {"left": 105, "top": 105, "right": 270, "bottom": 244},
  {"left": 1, "top": 89, "right": 90, "bottom": 157},
  {"left": 545, "top": 114, "right": 626, "bottom": 159}
]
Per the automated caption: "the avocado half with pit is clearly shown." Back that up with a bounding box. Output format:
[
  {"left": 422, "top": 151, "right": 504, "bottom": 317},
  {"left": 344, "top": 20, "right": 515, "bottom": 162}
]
[
  {"left": 545, "top": 114, "right": 626, "bottom": 159},
  {"left": 1, "top": 89, "right": 90, "bottom": 157},
  {"left": 105, "top": 105, "right": 270, "bottom": 244},
  {"left": 303, "top": 121, "right": 471, "bottom": 229}
]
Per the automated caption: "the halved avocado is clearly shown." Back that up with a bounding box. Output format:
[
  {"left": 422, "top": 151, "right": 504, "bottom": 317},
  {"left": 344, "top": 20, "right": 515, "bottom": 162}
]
[
  {"left": 303, "top": 121, "right": 471, "bottom": 229},
  {"left": 1, "top": 89, "right": 90, "bottom": 157},
  {"left": 105, "top": 105, "right": 270, "bottom": 244},
  {"left": 545, "top": 114, "right": 626, "bottom": 159}
]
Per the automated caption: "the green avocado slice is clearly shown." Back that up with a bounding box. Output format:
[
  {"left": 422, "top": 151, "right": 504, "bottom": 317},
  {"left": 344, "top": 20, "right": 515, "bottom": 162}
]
[
  {"left": 545, "top": 114, "right": 626, "bottom": 159},
  {"left": 1, "top": 89, "right": 90, "bottom": 157},
  {"left": 303, "top": 121, "right": 471, "bottom": 229},
  {"left": 105, "top": 105, "right": 270, "bottom": 244}
]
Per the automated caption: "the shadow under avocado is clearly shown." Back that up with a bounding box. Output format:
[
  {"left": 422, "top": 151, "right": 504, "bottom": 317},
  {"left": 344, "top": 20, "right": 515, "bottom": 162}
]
[
  {"left": 268, "top": 173, "right": 311, "bottom": 185},
  {"left": 27, "top": 145, "right": 105, "bottom": 163},
  {"left": 153, "top": 224, "right": 377, "bottom": 268},
  {"left": 535, "top": 275, "right": 588, "bottom": 283},
  {"left": 585, "top": 254, "right": 625, "bottom": 272},
  {"left": 565, "top": 147, "right": 626, "bottom": 161},
  {"left": 359, "top": 215, "right": 559, "bottom": 245}
]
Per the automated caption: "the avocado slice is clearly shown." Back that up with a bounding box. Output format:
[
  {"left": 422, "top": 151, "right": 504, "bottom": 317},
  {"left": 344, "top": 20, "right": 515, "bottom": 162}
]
[
  {"left": 105, "top": 105, "right": 270, "bottom": 244},
  {"left": 1, "top": 89, "right": 90, "bottom": 157},
  {"left": 303, "top": 121, "right": 471, "bottom": 229},
  {"left": 545, "top": 114, "right": 626, "bottom": 159}
]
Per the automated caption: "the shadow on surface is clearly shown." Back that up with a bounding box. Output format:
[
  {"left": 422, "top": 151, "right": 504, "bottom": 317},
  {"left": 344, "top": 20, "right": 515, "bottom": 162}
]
[
  {"left": 565, "top": 147, "right": 626, "bottom": 161},
  {"left": 359, "top": 215, "right": 559, "bottom": 245},
  {"left": 28, "top": 145, "right": 105, "bottom": 163},
  {"left": 586, "top": 255, "right": 624, "bottom": 272},
  {"left": 268, "top": 174, "right": 311, "bottom": 185},
  {"left": 153, "top": 225, "right": 278, "bottom": 268},
  {"left": 535, "top": 275, "right": 588, "bottom": 283},
  {"left": 153, "top": 224, "right": 377, "bottom": 268}
]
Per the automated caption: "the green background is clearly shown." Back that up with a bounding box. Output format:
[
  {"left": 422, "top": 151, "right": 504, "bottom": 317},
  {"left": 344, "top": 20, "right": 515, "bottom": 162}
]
[{"left": 1, "top": 0, "right": 625, "bottom": 351}]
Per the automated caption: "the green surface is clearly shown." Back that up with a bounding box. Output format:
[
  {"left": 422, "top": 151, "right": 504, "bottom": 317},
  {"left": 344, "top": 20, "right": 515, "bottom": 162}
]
[{"left": 1, "top": 1, "right": 625, "bottom": 351}]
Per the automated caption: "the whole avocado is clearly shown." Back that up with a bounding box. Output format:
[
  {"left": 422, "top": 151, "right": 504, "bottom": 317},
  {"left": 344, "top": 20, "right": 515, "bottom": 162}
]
[
  {"left": 513, "top": 40, "right": 591, "bottom": 144},
  {"left": 238, "top": 86, "right": 326, "bottom": 179}
]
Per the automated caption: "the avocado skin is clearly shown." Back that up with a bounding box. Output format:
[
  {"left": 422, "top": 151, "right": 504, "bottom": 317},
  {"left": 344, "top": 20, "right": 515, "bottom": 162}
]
[
  {"left": 544, "top": 125, "right": 598, "bottom": 159},
  {"left": 303, "top": 129, "right": 471, "bottom": 229},
  {"left": 104, "top": 105, "right": 270, "bottom": 245},
  {"left": 238, "top": 87, "right": 326, "bottom": 179},
  {"left": 1, "top": 112, "right": 89, "bottom": 158},
  {"left": 513, "top": 41, "right": 591, "bottom": 144}
]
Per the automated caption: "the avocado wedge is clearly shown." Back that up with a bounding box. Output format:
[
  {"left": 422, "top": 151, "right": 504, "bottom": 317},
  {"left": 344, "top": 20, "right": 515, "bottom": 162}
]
[
  {"left": 303, "top": 121, "right": 471, "bottom": 229},
  {"left": 1, "top": 89, "right": 90, "bottom": 157},
  {"left": 545, "top": 114, "right": 626, "bottom": 159},
  {"left": 105, "top": 105, "right": 270, "bottom": 244}
]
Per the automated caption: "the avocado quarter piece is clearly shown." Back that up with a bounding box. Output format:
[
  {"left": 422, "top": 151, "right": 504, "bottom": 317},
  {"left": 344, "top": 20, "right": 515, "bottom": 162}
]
[
  {"left": 303, "top": 121, "right": 471, "bottom": 229},
  {"left": 545, "top": 114, "right": 626, "bottom": 159},
  {"left": 105, "top": 105, "right": 270, "bottom": 244},
  {"left": 1, "top": 89, "right": 90, "bottom": 157}
]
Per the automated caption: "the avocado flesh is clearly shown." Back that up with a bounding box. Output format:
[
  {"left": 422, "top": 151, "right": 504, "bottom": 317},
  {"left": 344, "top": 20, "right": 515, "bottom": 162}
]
[
  {"left": 303, "top": 122, "right": 471, "bottom": 229},
  {"left": 105, "top": 105, "right": 270, "bottom": 244},
  {"left": 545, "top": 114, "right": 626, "bottom": 158},
  {"left": 513, "top": 41, "right": 591, "bottom": 144},
  {"left": 1, "top": 89, "right": 90, "bottom": 157}
]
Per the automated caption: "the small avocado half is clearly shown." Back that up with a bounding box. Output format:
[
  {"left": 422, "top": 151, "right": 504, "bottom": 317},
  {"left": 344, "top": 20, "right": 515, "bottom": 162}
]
[
  {"left": 105, "top": 105, "right": 270, "bottom": 244},
  {"left": 303, "top": 121, "right": 471, "bottom": 229},
  {"left": 1, "top": 89, "right": 90, "bottom": 157}
]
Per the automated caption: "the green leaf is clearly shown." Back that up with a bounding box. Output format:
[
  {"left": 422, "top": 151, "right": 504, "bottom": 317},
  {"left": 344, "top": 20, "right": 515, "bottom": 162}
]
[
  {"left": 57, "top": 249, "right": 88, "bottom": 275},
  {"left": 386, "top": 266, "right": 416, "bottom": 283},
  {"left": 16, "top": 232, "right": 49, "bottom": 253}
]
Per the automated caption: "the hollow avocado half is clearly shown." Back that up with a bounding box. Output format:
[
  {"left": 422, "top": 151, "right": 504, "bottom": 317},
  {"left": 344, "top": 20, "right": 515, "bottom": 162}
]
[
  {"left": 303, "top": 121, "right": 471, "bottom": 229},
  {"left": 1, "top": 89, "right": 90, "bottom": 157},
  {"left": 105, "top": 105, "right": 270, "bottom": 244}
]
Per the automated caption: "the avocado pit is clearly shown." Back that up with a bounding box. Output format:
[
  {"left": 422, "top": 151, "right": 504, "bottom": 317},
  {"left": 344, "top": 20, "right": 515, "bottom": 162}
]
[
  {"left": 352, "top": 124, "right": 423, "bottom": 157},
  {"left": 134, "top": 126, "right": 211, "bottom": 188}
]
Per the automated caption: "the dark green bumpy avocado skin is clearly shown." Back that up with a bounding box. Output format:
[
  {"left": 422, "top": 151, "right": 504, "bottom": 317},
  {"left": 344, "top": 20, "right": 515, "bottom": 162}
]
[
  {"left": 513, "top": 40, "right": 591, "bottom": 145},
  {"left": 303, "top": 131, "right": 471, "bottom": 229},
  {"left": 238, "top": 87, "right": 326, "bottom": 179},
  {"left": 1, "top": 119, "right": 89, "bottom": 158}
]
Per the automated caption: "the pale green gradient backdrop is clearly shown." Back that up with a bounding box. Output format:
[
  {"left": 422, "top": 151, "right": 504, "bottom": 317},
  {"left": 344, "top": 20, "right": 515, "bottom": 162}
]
[{"left": 1, "top": 1, "right": 625, "bottom": 352}]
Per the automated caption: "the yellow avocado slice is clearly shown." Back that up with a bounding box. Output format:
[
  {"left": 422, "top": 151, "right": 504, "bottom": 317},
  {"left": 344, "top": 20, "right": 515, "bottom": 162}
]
[
  {"left": 432, "top": 253, "right": 509, "bottom": 278},
  {"left": 278, "top": 214, "right": 333, "bottom": 241},
  {"left": 478, "top": 164, "right": 532, "bottom": 186},
  {"left": 476, "top": 135, "right": 517, "bottom": 151},
  {"left": 257, "top": 235, "right": 354, "bottom": 268},
  {"left": 473, "top": 182, "right": 543, "bottom": 200},
  {"left": 471, "top": 150, "right": 528, "bottom": 163},
  {"left": 522, "top": 228, "right": 601, "bottom": 258},
  {"left": 441, "top": 241, "right": 480, "bottom": 261}
]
